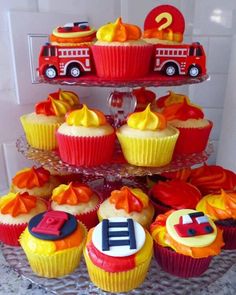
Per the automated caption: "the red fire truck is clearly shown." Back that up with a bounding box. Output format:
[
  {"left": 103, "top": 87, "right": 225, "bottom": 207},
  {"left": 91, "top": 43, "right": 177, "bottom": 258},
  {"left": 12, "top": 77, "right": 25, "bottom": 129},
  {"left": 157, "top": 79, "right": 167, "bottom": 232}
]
[
  {"left": 154, "top": 42, "right": 206, "bottom": 77},
  {"left": 38, "top": 43, "right": 92, "bottom": 79}
]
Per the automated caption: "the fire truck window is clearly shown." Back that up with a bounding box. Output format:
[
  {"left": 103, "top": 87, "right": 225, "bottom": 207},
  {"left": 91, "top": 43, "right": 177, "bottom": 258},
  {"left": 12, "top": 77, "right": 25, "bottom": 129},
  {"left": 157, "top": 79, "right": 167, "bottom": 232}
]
[
  {"left": 160, "top": 50, "right": 163, "bottom": 55},
  {"left": 42, "top": 47, "right": 49, "bottom": 57},
  {"left": 196, "top": 47, "right": 202, "bottom": 56},
  {"left": 174, "top": 50, "right": 177, "bottom": 55},
  {"left": 189, "top": 47, "right": 194, "bottom": 56},
  {"left": 164, "top": 50, "right": 168, "bottom": 55},
  {"left": 73, "top": 51, "right": 76, "bottom": 55},
  {"left": 50, "top": 47, "right": 56, "bottom": 56}
]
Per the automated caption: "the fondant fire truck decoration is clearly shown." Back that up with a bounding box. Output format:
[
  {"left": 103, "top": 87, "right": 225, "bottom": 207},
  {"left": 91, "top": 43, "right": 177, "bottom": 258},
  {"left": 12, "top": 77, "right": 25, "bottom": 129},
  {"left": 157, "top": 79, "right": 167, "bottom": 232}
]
[
  {"left": 174, "top": 211, "right": 214, "bottom": 237},
  {"left": 38, "top": 5, "right": 207, "bottom": 80}
]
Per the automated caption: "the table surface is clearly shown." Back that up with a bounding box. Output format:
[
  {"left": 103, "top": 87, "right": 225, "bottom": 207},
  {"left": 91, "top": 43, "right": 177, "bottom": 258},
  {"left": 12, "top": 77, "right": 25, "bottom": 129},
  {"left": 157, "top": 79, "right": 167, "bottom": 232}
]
[{"left": 0, "top": 249, "right": 236, "bottom": 295}]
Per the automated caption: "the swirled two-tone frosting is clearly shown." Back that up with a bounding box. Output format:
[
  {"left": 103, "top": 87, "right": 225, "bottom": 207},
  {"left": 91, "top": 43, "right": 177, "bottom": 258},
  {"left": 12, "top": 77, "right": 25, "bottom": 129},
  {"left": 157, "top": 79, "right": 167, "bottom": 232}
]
[
  {"left": 143, "top": 28, "right": 183, "bottom": 43},
  {"left": 190, "top": 164, "right": 236, "bottom": 195},
  {"left": 150, "top": 209, "right": 224, "bottom": 258},
  {"left": 161, "top": 168, "right": 192, "bottom": 182},
  {"left": 109, "top": 186, "right": 149, "bottom": 213},
  {"left": 150, "top": 179, "right": 201, "bottom": 210},
  {"left": 196, "top": 190, "right": 236, "bottom": 221},
  {"left": 12, "top": 167, "right": 50, "bottom": 189},
  {"left": 50, "top": 182, "right": 99, "bottom": 215},
  {"left": 35, "top": 89, "right": 80, "bottom": 117},
  {"left": 96, "top": 17, "right": 141, "bottom": 42},
  {"left": 156, "top": 91, "right": 190, "bottom": 109}
]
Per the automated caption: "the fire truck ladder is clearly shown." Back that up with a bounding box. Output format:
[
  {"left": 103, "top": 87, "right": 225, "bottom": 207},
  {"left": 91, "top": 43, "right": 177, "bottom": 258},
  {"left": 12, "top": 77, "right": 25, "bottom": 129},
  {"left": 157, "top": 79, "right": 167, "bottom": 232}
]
[{"left": 102, "top": 219, "right": 137, "bottom": 251}]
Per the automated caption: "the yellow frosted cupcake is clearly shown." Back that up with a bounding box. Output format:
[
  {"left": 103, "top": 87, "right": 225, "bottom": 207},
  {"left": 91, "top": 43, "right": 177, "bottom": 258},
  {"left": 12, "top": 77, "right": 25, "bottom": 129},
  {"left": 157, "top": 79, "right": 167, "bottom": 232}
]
[
  {"left": 20, "top": 89, "right": 80, "bottom": 150},
  {"left": 50, "top": 182, "right": 101, "bottom": 229},
  {"left": 11, "top": 166, "right": 60, "bottom": 200},
  {"left": 98, "top": 186, "right": 154, "bottom": 228},
  {"left": 84, "top": 217, "right": 153, "bottom": 292},
  {"left": 56, "top": 104, "right": 115, "bottom": 166},
  {"left": 19, "top": 211, "right": 87, "bottom": 278},
  {"left": 0, "top": 192, "right": 47, "bottom": 246},
  {"left": 117, "top": 104, "right": 179, "bottom": 167}
]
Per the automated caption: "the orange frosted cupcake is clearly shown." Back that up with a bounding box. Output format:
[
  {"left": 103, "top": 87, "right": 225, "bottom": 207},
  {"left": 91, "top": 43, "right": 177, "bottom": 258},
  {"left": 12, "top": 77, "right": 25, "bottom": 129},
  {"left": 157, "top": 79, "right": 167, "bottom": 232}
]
[
  {"left": 97, "top": 186, "right": 154, "bottom": 228},
  {"left": 150, "top": 209, "right": 224, "bottom": 277},
  {"left": 0, "top": 192, "right": 47, "bottom": 246},
  {"left": 117, "top": 104, "right": 179, "bottom": 167},
  {"left": 92, "top": 17, "right": 153, "bottom": 79},
  {"left": 19, "top": 211, "right": 87, "bottom": 277},
  {"left": 20, "top": 89, "right": 80, "bottom": 150},
  {"left": 161, "top": 97, "right": 212, "bottom": 154},
  {"left": 50, "top": 182, "right": 101, "bottom": 229},
  {"left": 11, "top": 166, "right": 60, "bottom": 200},
  {"left": 196, "top": 190, "right": 236, "bottom": 249},
  {"left": 56, "top": 104, "right": 115, "bottom": 166}
]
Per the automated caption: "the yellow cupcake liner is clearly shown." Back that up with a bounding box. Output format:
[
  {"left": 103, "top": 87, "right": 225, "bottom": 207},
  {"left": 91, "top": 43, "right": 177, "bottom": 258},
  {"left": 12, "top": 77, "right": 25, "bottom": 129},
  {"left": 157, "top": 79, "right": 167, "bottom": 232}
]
[
  {"left": 20, "top": 115, "right": 61, "bottom": 150},
  {"left": 117, "top": 128, "right": 179, "bottom": 167},
  {"left": 83, "top": 247, "right": 152, "bottom": 292}
]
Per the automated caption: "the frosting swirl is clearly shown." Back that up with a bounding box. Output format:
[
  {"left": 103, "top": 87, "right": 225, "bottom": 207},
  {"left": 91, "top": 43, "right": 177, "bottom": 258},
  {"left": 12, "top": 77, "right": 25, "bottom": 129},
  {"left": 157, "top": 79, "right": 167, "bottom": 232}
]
[
  {"left": 12, "top": 167, "right": 50, "bottom": 189},
  {"left": 161, "top": 98, "right": 204, "bottom": 121},
  {"left": 143, "top": 28, "right": 183, "bottom": 43},
  {"left": 127, "top": 104, "right": 166, "bottom": 130},
  {"left": 0, "top": 192, "right": 37, "bottom": 217},
  {"left": 51, "top": 182, "right": 93, "bottom": 205},
  {"left": 156, "top": 91, "right": 190, "bottom": 109},
  {"left": 109, "top": 186, "right": 149, "bottom": 213},
  {"left": 97, "top": 17, "right": 141, "bottom": 42},
  {"left": 150, "top": 179, "right": 201, "bottom": 209},
  {"left": 35, "top": 89, "right": 79, "bottom": 116},
  {"left": 196, "top": 190, "right": 236, "bottom": 220},
  {"left": 66, "top": 104, "right": 106, "bottom": 127}
]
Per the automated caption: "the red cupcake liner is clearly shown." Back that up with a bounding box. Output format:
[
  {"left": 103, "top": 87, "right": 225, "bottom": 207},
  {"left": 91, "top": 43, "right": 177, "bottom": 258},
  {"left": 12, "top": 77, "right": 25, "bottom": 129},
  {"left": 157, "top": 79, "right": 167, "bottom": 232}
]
[
  {"left": 56, "top": 132, "right": 116, "bottom": 167},
  {"left": 154, "top": 243, "right": 212, "bottom": 278},
  {"left": 0, "top": 223, "right": 27, "bottom": 246},
  {"left": 215, "top": 225, "right": 236, "bottom": 250},
  {"left": 91, "top": 45, "right": 153, "bottom": 79},
  {"left": 173, "top": 121, "right": 213, "bottom": 155}
]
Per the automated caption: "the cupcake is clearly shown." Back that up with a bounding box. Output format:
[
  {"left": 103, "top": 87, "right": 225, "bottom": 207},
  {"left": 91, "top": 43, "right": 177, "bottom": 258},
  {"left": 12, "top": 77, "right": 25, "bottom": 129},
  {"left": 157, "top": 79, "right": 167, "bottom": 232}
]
[
  {"left": 0, "top": 192, "right": 47, "bottom": 246},
  {"left": 92, "top": 17, "right": 153, "bottom": 79},
  {"left": 10, "top": 166, "right": 60, "bottom": 200},
  {"left": 97, "top": 186, "right": 154, "bottom": 228},
  {"left": 155, "top": 91, "right": 190, "bottom": 111},
  {"left": 161, "top": 97, "right": 213, "bottom": 154},
  {"left": 20, "top": 89, "right": 80, "bottom": 150},
  {"left": 132, "top": 87, "right": 156, "bottom": 112},
  {"left": 50, "top": 182, "right": 101, "bottom": 229},
  {"left": 150, "top": 209, "right": 224, "bottom": 278},
  {"left": 196, "top": 190, "right": 236, "bottom": 250},
  {"left": 56, "top": 104, "right": 116, "bottom": 166},
  {"left": 116, "top": 104, "right": 179, "bottom": 167},
  {"left": 190, "top": 164, "right": 236, "bottom": 195},
  {"left": 84, "top": 217, "right": 153, "bottom": 292},
  {"left": 50, "top": 21, "right": 96, "bottom": 46},
  {"left": 19, "top": 211, "right": 87, "bottom": 278},
  {"left": 149, "top": 179, "right": 201, "bottom": 214}
]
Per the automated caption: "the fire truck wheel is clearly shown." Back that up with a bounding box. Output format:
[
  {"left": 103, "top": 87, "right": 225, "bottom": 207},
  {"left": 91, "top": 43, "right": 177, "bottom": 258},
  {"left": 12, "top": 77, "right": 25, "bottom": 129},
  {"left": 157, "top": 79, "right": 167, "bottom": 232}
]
[
  {"left": 188, "top": 65, "right": 200, "bottom": 77},
  {"left": 68, "top": 65, "right": 81, "bottom": 78},
  {"left": 45, "top": 66, "right": 57, "bottom": 79},
  {"left": 164, "top": 63, "right": 178, "bottom": 76}
]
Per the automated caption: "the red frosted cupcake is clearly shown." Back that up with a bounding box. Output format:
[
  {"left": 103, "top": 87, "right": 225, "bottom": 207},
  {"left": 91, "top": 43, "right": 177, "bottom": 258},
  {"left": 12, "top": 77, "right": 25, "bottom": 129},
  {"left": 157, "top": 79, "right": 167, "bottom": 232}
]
[
  {"left": 132, "top": 87, "right": 156, "bottom": 112},
  {"left": 149, "top": 179, "right": 201, "bottom": 214},
  {"left": 56, "top": 104, "right": 115, "bottom": 166},
  {"left": 196, "top": 189, "right": 236, "bottom": 250},
  {"left": 150, "top": 209, "right": 224, "bottom": 278},
  {"left": 161, "top": 96, "right": 212, "bottom": 154},
  {"left": 10, "top": 166, "right": 60, "bottom": 200},
  {"left": 0, "top": 192, "right": 47, "bottom": 246},
  {"left": 50, "top": 182, "right": 101, "bottom": 229},
  {"left": 92, "top": 17, "right": 153, "bottom": 79},
  {"left": 189, "top": 164, "right": 236, "bottom": 195}
]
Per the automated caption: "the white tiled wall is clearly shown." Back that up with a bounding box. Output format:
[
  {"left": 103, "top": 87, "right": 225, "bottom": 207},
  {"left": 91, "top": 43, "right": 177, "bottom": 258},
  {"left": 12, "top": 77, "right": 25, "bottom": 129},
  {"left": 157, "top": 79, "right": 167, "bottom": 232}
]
[{"left": 0, "top": 0, "right": 235, "bottom": 193}]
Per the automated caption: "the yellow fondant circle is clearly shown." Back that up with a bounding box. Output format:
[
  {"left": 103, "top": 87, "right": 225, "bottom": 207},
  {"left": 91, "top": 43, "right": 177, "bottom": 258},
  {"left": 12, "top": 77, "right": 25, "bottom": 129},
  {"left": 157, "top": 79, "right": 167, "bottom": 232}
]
[{"left": 166, "top": 209, "right": 217, "bottom": 248}]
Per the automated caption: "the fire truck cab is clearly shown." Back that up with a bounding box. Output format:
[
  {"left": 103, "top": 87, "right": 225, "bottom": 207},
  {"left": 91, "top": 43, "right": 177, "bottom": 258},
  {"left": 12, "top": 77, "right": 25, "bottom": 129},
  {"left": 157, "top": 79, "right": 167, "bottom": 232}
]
[
  {"left": 38, "top": 43, "right": 92, "bottom": 79},
  {"left": 154, "top": 42, "right": 206, "bottom": 77}
]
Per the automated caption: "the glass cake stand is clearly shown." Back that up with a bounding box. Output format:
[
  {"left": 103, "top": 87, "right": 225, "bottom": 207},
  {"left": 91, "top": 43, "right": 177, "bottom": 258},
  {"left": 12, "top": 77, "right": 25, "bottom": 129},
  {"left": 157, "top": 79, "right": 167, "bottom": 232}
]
[{"left": 1, "top": 243, "right": 236, "bottom": 295}]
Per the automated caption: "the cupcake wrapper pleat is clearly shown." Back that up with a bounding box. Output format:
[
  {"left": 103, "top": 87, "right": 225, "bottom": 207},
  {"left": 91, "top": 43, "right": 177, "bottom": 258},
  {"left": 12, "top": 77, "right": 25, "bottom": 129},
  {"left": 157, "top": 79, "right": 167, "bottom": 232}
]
[
  {"left": 154, "top": 243, "right": 212, "bottom": 278},
  {"left": 21, "top": 116, "right": 60, "bottom": 150},
  {"left": 91, "top": 45, "right": 153, "bottom": 79},
  {"left": 56, "top": 132, "right": 116, "bottom": 166},
  {"left": 216, "top": 225, "right": 236, "bottom": 250},
  {"left": 0, "top": 223, "right": 27, "bottom": 246}
]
